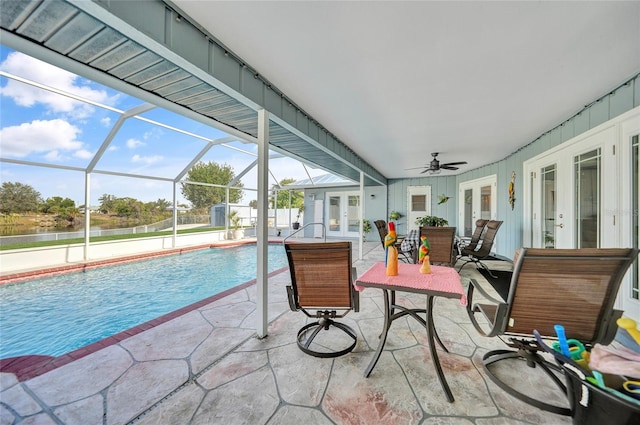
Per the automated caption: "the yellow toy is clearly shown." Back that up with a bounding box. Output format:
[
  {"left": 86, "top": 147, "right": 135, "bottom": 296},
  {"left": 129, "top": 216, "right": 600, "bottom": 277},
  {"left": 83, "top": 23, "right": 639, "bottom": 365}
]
[{"left": 617, "top": 317, "right": 640, "bottom": 345}]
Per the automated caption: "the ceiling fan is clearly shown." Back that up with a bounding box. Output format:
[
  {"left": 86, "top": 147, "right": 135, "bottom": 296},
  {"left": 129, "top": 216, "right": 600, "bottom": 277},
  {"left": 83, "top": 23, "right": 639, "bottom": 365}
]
[{"left": 407, "top": 152, "right": 468, "bottom": 174}]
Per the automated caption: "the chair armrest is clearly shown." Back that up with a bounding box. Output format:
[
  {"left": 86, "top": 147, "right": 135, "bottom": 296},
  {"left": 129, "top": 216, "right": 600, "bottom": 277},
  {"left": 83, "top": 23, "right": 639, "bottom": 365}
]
[
  {"left": 466, "top": 278, "right": 509, "bottom": 337},
  {"left": 351, "top": 267, "right": 360, "bottom": 312},
  {"left": 286, "top": 285, "right": 298, "bottom": 312},
  {"left": 598, "top": 308, "right": 623, "bottom": 345}
]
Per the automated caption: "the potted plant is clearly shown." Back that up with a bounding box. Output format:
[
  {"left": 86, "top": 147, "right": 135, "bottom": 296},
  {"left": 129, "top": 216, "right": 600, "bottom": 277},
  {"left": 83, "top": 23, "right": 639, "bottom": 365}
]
[
  {"left": 292, "top": 203, "right": 305, "bottom": 230},
  {"left": 362, "top": 219, "right": 372, "bottom": 241},
  {"left": 415, "top": 215, "right": 449, "bottom": 227},
  {"left": 389, "top": 211, "right": 402, "bottom": 221},
  {"left": 227, "top": 210, "right": 243, "bottom": 239}
]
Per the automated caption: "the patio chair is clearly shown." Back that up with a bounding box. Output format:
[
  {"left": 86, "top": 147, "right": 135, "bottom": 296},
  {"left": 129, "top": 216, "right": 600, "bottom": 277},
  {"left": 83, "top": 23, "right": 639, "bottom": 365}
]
[
  {"left": 284, "top": 241, "right": 360, "bottom": 358},
  {"left": 374, "top": 219, "right": 413, "bottom": 263},
  {"left": 466, "top": 247, "right": 639, "bottom": 415},
  {"left": 415, "top": 226, "right": 457, "bottom": 266},
  {"left": 456, "top": 219, "right": 488, "bottom": 254},
  {"left": 455, "top": 220, "right": 503, "bottom": 277}
]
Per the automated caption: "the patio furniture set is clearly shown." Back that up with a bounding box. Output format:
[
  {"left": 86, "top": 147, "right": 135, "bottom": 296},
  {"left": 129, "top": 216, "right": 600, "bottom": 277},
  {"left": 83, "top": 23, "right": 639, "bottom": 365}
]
[{"left": 282, "top": 217, "right": 640, "bottom": 423}]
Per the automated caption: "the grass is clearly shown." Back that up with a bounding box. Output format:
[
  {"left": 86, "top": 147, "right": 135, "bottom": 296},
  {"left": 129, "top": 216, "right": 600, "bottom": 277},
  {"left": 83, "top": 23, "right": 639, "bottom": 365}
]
[{"left": 0, "top": 226, "right": 227, "bottom": 251}]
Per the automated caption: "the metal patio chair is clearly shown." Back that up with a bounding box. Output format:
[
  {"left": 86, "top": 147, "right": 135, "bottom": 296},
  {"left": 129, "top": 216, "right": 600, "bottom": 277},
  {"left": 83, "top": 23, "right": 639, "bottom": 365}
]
[
  {"left": 456, "top": 218, "right": 488, "bottom": 254},
  {"left": 374, "top": 219, "right": 413, "bottom": 263},
  {"left": 466, "top": 247, "right": 639, "bottom": 415},
  {"left": 455, "top": 220, "right": 503, "bottom": 277},
  {"left": 284, "top": 241, "right": 360, "bottom": 358},
  {"left": 416, "top": 226, "right": 457, "bottom": 266}
]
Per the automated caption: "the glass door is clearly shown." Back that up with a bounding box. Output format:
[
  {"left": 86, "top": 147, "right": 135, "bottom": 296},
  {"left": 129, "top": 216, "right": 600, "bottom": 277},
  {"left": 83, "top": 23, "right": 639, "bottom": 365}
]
[
  {"left": 632, "top": 135, "right": 639, "bottom": 302},
  {"left": 525, "top": 126, "right": 614, "bottom": 249},
  {"left": 525, "top": 112, "right": 638, "bottom": 320},
  {"left": 541, "top": 164, "right": 557, "bottom": 248},
  {"left": 622, "top": 133, "right": 639, "bottom": 318},
  {"left": 326, "top": 191, "right": 360, "bottom": 238},
  {"left": 328, "top": 194, "right": 342, "bottom": 234},
  {"left": 574, "top": 149, "right": 601, "bottom": 248},
  {"left": 458, "top": 175, "right": 497, "bottom": 237}
]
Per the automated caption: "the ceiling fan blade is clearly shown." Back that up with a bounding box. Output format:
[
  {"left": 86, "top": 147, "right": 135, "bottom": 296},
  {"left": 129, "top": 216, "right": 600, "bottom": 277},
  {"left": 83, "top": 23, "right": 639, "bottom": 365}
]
[
  {"left": 419, "top": 168, "right": 432, "bottom": 174},
  {"left": 405, "top": 166, "right": 429, "bottom": 170},
  {"left": 441, "top": 161, "right": 467, "bottom": 167},
  {"left": 440, "top": 165, "right": 459, "bottom": 170}
]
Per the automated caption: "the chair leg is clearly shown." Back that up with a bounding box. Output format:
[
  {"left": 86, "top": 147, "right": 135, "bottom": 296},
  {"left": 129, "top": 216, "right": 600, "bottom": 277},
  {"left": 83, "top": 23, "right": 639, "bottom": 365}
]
[
  {"left": 482, "top": 349, "right": 571, "bottom": 416},
  {"left": 476, "top": 260, "right": 498, "bottom": 279},
  {"left": 296, "top": 319, "right": 357, "bottom": 358},
  {"left": 457, "top": 259, "right": 473, "bottom": 273}
]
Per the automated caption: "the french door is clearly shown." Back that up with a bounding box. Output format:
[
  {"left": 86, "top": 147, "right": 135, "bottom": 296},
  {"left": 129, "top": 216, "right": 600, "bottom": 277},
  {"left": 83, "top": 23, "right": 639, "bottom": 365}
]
[
  {"left": 326, "top": 191, "right": 360, "bottom": 238},
  {"left": 525, "top": 126, "right": 615, "bottom": 249},
  {"left": 524, "top": 109, "right": 640, "bottom": 320},
  {"left": 458, "top": 175, "right": 497, "bottom": 237}
]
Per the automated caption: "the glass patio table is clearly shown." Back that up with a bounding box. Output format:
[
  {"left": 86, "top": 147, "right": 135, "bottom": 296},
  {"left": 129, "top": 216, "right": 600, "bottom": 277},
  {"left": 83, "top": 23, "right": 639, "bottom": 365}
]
[{"left": 354, "top": 262, "right": 467, "bottom": 402}]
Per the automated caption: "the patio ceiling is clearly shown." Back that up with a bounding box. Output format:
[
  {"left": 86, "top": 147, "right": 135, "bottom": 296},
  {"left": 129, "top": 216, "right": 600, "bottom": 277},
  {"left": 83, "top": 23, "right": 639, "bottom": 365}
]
[
  {"left": 2, "top": 1, "right": 639, "bottom": 184},
  {"left": 170, "top": 0, "right": 640, "bottom": 178}
]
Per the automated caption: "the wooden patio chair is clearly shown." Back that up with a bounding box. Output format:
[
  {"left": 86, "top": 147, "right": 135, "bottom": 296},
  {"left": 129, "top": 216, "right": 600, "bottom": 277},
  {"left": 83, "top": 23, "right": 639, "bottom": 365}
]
[
  {"left": 455, "top": 220, "right": 503, "bottom": 277},
  {"left": 416, "top": 226, "right": 457, "bottom": 266},
  {"left": 466, "top": 247, "right": 639, "bottom": 415},
  {"left": 374, "top": 219, "right": 413, "bottom": 263},
  {"left": 284, "top": 241, "right": 359, "bottom": 358}
]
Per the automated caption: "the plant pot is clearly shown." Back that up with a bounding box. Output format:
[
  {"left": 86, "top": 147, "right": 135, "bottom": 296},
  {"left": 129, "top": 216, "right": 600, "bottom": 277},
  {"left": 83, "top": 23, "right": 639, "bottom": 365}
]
[
  {"left": 292, "top": 222, "right": 300, "bottom": 230},
  {"left": 233, "top": 229, "right": 244, "bottom": 239}
]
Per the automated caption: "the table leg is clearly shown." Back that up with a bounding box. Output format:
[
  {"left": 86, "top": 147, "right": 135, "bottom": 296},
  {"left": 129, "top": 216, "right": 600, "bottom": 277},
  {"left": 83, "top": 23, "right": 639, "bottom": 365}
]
[
  {"left": 365, "top": 289, "right": 391, "bottom": 377},
  {"left": 426, "top": 295, "right": 454, "bottom": 402}
]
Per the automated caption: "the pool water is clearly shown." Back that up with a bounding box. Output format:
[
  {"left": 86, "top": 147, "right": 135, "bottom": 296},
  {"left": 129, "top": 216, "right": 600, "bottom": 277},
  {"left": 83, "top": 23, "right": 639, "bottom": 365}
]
[{"left": 0, "top": 244, "right": 288, "bottom": 359}]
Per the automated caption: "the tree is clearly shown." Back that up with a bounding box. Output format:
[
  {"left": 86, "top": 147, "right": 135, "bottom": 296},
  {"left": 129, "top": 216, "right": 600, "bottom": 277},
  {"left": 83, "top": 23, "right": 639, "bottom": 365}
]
[
  {"left": 144, "top": 198, "right": 171, "bottom": 214},
  {"left": 181, "top": 161, "right": 244, "bottom": 209},
  {"left": 0, "top": 182, "right": 42, "bottom": 214},
  {"left": 270, "top": 178, "right": 303, "bottom": 209},
  {"left": 98, "top": 193, "right": 116, "bottom": 214},
  {"left": 41, "top": 196, "right": 76, "bottom": 214},
  {"left": 112, "top": 197, "right": 143, "bottom": 218}
]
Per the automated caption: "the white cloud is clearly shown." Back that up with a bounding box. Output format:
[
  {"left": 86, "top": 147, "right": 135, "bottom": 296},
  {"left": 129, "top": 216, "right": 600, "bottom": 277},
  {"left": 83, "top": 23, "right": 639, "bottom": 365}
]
[
  {"left": 0, "top": 51, "right": 118, "bottom": 119},
  {"left": 0, "top": 119, "right": 83, "bottom": 159},
  {"left": 132, "top": 154, "right": 162, "bottom": 164},
  {"left": 100, "top": 117, "right": 112, "bottom": 127},
  {"left": 126, "top": 138, "right": 144, "bottom": 149},
  {"left": 143, "top": 128, "right": 163, "bottom": 140},
  {"left": 44, "top": 150, "right": 63, "bottom": 161},
  {"left": 74, "top": 149, "right": 93, "bottom": 159}
]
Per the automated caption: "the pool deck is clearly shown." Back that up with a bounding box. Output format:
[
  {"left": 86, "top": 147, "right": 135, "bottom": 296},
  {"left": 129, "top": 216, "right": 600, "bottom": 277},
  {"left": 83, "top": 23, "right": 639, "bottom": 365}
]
[{"left": 0, "top": 239, "right": 572, "bottom": 424}]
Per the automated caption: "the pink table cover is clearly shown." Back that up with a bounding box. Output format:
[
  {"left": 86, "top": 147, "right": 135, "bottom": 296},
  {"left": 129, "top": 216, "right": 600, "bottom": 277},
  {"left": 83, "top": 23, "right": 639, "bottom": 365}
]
[{"left": 355, "top": 262, "right": 467, "bottom": 306}]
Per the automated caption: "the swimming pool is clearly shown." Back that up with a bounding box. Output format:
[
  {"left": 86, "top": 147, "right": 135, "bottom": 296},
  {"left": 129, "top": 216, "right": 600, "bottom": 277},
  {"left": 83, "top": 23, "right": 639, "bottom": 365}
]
[{"left": 0, "top": 244, "right": 289, "bottom": 359}]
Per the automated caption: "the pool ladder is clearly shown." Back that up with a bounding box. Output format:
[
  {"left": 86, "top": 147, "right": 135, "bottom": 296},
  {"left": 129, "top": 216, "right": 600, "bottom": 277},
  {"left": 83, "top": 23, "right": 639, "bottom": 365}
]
[{"left": 282, "top": 222, "right": 326, "bottom": 244}]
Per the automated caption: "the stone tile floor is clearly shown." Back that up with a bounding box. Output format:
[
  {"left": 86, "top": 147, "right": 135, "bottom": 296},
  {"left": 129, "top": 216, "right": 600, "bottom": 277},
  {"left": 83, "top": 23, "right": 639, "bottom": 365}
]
[{"left": 0, "top": 240, "right": 573, "bottom": 424}]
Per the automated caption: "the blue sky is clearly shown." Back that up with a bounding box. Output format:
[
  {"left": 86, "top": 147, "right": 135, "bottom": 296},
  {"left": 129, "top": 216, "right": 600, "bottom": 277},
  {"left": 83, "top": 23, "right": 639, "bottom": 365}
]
[{"left": 0, "top": 45, "right": 326, "bottom": 206}]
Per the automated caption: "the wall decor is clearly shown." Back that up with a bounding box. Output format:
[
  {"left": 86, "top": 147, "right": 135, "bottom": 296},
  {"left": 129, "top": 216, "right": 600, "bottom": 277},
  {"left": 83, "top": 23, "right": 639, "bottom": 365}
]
[
  {"left": 508, "top": 171, "right": 516, "bottom": 210},
  {"left": 438, "top": 194, "right": 451, "bottom": 204}
]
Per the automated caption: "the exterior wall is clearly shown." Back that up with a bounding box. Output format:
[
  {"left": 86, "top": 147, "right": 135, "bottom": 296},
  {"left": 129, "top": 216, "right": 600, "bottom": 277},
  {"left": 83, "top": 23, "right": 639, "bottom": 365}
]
[
  {"left": 387, "top": 175, "right": 458, "bottom": 232},
  {"left": 389, "top": 73, "right": 640, "bottom": 258}
]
